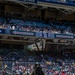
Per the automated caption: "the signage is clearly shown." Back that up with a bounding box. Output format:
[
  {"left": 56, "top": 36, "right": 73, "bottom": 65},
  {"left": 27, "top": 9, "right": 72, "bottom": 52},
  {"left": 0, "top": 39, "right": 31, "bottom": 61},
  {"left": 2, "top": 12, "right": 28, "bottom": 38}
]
[
  {"left": 18, "top": 0, "right": 37, "bottom": 3},
  {"left": 55, "top": 34, "right": 74, "bottom": 39},
  {"left": 35, "top": 32, "right": 43, "bottom": 38},
  {"left": 0, "top": 29, "right": 6, "bottom": 34},
  {"left": 43, "top": 32, "right": 48, "bottom": 38},
  {"left": 48, "top": 32, "right": 55, "bottom": 38},
  {"left": 11, "top": 30, "right": 35, "bottom": 36}
]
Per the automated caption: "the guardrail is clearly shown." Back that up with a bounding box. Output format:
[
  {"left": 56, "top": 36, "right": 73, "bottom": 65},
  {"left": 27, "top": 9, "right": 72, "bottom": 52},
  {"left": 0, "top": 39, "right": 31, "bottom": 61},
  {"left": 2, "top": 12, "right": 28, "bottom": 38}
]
[{"left": 0, "top": 28, "right": 74, "bottom": 39}]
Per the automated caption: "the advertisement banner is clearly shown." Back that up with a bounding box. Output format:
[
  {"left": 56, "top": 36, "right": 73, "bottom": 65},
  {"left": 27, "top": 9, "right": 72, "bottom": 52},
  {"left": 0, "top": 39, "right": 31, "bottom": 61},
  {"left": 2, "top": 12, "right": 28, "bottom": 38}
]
[
  {"left": 11, "top": 30, "right": 35, "bottom": 36},
  {"left": 42, "top": 32, "right": 48, "bottom": 38},
  {"left": 18, "top": 0, "right": 37, "bottom": 3},
  {"left": 55, "top": 34, "right": 74, "bottom": 39},
  {"left": 48, "top": 32, "right": 55, "bottom": 38},
  {"left": 0, "top": 29, "right": 6, "bottom": 34},
  {"left": 35, "top": 32, "right": 43, "bottom": 38}
]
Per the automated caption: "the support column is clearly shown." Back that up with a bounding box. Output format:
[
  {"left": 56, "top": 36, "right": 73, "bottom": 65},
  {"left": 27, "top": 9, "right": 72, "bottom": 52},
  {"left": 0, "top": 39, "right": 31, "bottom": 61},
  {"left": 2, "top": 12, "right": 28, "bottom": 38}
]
[
  {"left": 24, "top": 45, "right": 28, "bottom": 55},
  {"left": 41, "top": 39, "right": 45, "bottom": 51},
  {"left": 35, "top": 42, "right": 40, "bottom": 51},
  {"left": 42, "top": 42, "right": 44, "bottom": 51}
]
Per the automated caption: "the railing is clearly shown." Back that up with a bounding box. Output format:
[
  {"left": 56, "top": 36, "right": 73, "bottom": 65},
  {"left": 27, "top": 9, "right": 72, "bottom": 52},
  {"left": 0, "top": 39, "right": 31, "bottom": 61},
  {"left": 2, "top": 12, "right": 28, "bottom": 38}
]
[{"left": 0, "top": 28, "right": 74, "bottom": 39}]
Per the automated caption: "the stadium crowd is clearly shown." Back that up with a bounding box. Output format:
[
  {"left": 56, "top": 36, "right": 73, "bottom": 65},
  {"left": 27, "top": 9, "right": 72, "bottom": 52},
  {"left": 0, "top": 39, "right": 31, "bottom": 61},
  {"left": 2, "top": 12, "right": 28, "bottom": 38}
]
[
  {"left": 0, "top": 17, "right": 74, "bottom": 34},
  {"left": 0, "top": 52, "right": 75, "bottom": 75},
  {"left": 0, "top": 17, "right": 75, "bottom": 75},
  {"left": 0, "top": 0, "right": 75, "bottom": 75}
]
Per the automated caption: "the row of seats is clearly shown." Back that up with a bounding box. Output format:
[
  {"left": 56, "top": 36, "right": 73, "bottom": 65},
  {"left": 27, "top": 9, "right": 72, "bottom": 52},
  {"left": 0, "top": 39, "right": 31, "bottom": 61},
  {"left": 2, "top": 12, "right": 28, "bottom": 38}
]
[
  {"left": 0, "top": 17, "right": 74, "bottom": 28},
  {"left": 0, "top": 17, "right": 74, "bottom": 34},
  {"left": 10, "top": 19, "right": 49, "bottom": 27},
  {"left": 1, "top": 53, "right": 75, "bottom": 75}
]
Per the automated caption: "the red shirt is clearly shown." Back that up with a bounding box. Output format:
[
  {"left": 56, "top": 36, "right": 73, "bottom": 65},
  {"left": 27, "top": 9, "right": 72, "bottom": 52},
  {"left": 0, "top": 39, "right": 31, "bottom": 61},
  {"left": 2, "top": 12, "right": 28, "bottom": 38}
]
[{"left": 61, "top": 72, "right": 66, "bottom": 75}]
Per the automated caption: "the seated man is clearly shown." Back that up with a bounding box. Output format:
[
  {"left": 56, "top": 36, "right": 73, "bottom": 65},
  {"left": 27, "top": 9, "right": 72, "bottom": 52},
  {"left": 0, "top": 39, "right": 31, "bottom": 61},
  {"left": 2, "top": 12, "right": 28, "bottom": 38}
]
[{"left": 31, "top": 63, "right": 45, "bottom": 75}]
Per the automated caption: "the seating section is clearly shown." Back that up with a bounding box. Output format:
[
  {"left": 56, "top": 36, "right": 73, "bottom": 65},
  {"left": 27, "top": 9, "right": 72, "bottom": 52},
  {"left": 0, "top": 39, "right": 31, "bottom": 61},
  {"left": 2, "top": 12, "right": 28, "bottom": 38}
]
[
  {"left": 0, "top": 17, "right": 75, "bottom": 34},
  {"left": 0, "top": 18, "right": 75, "bottom": 74},
  {"left": 1, "top": 52, "right": 75, "bottom": 75}
]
